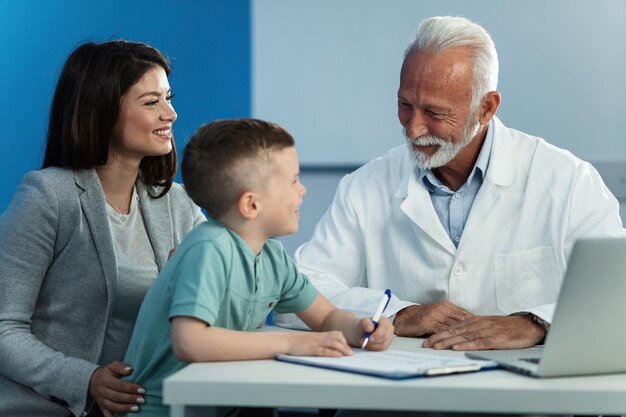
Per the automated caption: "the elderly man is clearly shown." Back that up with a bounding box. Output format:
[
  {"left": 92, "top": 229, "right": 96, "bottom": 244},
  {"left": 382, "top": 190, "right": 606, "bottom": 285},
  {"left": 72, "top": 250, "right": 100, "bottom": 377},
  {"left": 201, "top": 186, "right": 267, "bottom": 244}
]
[{"left": 275, "top": 15, "right": 623, "bottom": 351}]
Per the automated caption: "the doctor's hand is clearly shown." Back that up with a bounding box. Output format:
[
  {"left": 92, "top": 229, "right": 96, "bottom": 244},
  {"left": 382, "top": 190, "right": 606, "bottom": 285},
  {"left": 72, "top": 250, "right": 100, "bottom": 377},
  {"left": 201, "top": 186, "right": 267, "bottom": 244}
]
[
  {"left": 88, "top": 362, "right": 145, "bottom": 417},
  {"left": 393, "top": 302, "right": 473, "bottom": 337},
  {"left": 422, "top": 315, "right": 546, "bottom": 351}
]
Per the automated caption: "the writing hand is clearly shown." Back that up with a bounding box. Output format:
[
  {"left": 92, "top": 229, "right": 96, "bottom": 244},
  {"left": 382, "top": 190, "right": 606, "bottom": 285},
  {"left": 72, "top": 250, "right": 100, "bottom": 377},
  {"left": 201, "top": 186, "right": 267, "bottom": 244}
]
[
  {"left": 393, "top": 302, "right": 473, "bottom": 337},
  {"left": 422, "top": 315, "right": 546, "bottom": 351},
  {"left": 359, "top": 316, "right": 394, "bottom": 351},
  {"left": 88, "top": 362, "right": 145, "bottom": 417}
]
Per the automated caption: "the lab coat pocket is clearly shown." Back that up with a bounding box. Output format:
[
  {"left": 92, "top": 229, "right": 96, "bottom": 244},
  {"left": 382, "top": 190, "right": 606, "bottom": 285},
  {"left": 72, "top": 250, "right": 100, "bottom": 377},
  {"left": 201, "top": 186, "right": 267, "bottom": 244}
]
[{"left": 495, "top": 247, "right": 561, "bottom": 314}]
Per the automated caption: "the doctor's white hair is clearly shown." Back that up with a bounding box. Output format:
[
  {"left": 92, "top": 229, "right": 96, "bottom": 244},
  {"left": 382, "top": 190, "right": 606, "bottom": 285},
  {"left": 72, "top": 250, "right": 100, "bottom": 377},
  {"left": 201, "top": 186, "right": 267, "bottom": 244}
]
[{"left": 405, "top": 16, "right": 499, "bottom": 115}]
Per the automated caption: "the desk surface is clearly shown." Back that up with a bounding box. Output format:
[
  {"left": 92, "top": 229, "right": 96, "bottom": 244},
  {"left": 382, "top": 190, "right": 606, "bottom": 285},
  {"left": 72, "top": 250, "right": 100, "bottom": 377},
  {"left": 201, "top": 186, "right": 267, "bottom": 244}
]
[{"left": 163, "top": 328, "right": 626, "bottom": 415}]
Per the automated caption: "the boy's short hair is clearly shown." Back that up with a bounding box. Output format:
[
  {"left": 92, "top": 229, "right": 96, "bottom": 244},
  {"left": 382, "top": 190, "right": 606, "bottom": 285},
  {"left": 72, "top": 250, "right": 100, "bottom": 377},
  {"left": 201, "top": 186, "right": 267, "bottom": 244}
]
[{"left": 182, "top": 118, "right": 295, "bottom": 219}]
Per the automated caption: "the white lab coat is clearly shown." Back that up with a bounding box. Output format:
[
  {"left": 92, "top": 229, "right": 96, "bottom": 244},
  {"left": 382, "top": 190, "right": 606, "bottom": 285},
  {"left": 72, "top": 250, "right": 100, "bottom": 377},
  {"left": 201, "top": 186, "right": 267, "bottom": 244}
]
[{"left": 275, "top": 117, "right": 623, "bottom": 329}]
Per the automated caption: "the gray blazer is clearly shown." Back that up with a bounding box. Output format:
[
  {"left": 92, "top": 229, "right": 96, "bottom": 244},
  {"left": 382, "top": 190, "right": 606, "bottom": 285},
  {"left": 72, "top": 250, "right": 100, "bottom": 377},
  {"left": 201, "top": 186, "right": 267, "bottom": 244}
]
[{"left": 0, "top": 168, "right": 205, "bottom": 417}]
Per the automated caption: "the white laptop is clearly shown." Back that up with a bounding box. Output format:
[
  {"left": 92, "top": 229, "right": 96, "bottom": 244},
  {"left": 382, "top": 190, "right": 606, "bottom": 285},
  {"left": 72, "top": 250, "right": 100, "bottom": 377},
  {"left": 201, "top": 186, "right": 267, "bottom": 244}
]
[{"left": 466, "top": 237, "right": 626, "bottom": 378}]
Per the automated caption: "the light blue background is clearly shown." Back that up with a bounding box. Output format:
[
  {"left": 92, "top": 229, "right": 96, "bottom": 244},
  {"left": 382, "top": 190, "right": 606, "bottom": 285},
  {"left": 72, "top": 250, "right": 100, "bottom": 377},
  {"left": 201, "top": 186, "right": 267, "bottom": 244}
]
[
  {"left": 3, "top": 1, "right": 626, "bottom": 253},
  {"left": 253, "top": 0, "right": 626, "bottom": 166}
]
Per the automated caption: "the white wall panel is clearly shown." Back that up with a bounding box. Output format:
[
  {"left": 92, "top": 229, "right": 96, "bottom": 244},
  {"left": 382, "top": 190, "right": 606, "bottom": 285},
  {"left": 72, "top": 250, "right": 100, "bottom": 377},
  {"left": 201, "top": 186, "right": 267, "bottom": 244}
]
[{"left": 253, "top": 0, "right": 626, "bottom": 166}]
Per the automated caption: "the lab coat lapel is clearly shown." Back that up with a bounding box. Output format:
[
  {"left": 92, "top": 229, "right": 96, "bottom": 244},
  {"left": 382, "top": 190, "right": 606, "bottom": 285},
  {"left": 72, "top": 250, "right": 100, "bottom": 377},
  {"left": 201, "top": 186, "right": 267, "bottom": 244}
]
[
  {"left": 460, "top": 117, "right": 517, "bottom": 250},
  {"left": 74, "top": 169, "right": 117, "bottom": 309},
  {"left": 398, "top": 164, "right": 457, "bottom": 255}
]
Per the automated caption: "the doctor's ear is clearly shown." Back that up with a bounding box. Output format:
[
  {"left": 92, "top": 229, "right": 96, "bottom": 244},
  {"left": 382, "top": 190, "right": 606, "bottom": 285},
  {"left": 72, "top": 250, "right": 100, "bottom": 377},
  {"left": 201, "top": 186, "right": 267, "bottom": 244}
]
[
  {"left": 478, "top": 91, "right": 501, "bottom": 125},
  {"left": 238, "top": 191, "right": 260, "bottom": 220}
]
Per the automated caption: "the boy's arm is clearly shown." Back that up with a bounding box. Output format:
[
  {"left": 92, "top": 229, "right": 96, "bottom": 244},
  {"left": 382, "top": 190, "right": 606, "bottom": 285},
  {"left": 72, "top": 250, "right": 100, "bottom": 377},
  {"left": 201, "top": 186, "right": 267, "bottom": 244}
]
[
  {"left": 171, "top": 316, "right": 352, "bottom": 362},
  {"left": 296, "top": 293, "right": 393, "bottom": 351}
]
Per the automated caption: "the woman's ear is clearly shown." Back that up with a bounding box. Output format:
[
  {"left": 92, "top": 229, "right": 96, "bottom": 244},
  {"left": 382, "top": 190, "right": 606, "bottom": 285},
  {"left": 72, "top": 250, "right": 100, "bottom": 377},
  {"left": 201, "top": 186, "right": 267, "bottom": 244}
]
[{"left": 237, "top": 191, "right": 260, "bottom": 220}]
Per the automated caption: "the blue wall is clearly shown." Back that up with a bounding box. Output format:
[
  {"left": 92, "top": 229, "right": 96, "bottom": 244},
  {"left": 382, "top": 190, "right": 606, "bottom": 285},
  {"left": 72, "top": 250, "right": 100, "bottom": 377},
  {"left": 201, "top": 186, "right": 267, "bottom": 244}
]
[{"left": 0, "top": 0, "right": 251, "bottom": 212}]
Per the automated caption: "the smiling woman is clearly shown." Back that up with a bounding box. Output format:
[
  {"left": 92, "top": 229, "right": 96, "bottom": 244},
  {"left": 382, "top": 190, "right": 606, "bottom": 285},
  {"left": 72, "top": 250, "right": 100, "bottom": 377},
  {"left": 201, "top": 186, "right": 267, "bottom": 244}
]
[
  {"left": 100, "top": 71, "right": 176, "bottom": 217},
  {"left": 0, "top": 40, "right": 205, "bottom": 417},
  {"left": 111, "top": 66, "right": 177, "bottom": 165}
]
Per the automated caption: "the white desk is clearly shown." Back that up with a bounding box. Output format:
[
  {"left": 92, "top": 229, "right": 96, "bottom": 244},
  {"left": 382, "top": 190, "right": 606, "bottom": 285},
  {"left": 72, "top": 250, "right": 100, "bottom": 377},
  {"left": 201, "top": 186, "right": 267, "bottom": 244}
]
[{"left": 163, "top": 330, "right": 626, "bottom": 416}]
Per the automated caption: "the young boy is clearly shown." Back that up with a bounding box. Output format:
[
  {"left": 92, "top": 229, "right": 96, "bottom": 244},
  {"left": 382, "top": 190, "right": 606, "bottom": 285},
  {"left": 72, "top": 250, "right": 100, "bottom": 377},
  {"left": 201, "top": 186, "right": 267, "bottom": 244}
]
[{"left": 122, "top": 119, "right": 394, "bottom": 416}]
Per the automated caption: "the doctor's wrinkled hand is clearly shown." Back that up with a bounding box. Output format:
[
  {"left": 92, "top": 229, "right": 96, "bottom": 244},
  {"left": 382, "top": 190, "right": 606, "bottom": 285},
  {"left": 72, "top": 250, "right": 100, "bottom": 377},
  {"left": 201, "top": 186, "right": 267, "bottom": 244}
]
[
  {"left": 359, "top": 316, "right": 394, "bottom": 351},
  {"left": 422, "top": 315, "right": 546, "bottom": 351},
  {"left": 393, "top": 302, "right": 473, "bottom": 337}
]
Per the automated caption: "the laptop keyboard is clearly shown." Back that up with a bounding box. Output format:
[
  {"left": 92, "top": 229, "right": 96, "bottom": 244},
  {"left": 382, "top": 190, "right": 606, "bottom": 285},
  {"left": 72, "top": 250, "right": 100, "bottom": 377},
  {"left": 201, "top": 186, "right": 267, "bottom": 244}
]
[{"left": 520, "top": 357, "right": 541, "bottom": 364}]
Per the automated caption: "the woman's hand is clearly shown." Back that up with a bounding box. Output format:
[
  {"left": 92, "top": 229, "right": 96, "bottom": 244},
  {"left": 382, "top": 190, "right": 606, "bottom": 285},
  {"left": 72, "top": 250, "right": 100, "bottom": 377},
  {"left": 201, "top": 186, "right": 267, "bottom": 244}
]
[{"left": 88, "top": 362, "right": 145, "bottom": 417}]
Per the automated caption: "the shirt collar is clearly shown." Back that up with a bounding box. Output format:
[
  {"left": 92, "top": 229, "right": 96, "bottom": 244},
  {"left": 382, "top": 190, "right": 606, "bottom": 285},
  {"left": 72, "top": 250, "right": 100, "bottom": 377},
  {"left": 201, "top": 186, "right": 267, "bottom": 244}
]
[
  {"left": 418, "top": 120, "right": 494, "bottom": 192},
  {"left": 205, "top": 216, "right": 260, "bottom": 259}
]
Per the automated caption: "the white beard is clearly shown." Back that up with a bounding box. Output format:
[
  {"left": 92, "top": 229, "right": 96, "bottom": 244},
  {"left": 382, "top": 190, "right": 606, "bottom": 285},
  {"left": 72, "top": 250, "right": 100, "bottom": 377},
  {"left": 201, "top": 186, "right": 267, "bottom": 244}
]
[{"left": 406, "top": 117, "right": 481, "bottom": 170}]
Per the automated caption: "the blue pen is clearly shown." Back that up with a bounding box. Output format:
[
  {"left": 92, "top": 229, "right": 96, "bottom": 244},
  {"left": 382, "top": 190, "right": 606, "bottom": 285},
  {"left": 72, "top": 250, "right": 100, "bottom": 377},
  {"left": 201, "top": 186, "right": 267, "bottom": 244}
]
[{"left": 361, "top": 289, "right": 392, "bottom": 349}]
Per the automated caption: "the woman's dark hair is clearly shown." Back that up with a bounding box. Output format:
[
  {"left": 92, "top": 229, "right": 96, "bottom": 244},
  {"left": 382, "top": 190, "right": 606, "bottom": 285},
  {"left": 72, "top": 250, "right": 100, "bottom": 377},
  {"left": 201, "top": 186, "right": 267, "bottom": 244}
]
[{"left": 43, "top": 40, "right": 176, "bottom": 197}]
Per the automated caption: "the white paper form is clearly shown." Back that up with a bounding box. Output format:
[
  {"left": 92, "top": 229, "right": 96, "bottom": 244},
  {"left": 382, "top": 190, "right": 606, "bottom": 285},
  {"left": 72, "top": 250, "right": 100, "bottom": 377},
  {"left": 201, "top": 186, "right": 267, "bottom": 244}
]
[{"left": 277, "top": 350, "right": 497, "bottom": 379}]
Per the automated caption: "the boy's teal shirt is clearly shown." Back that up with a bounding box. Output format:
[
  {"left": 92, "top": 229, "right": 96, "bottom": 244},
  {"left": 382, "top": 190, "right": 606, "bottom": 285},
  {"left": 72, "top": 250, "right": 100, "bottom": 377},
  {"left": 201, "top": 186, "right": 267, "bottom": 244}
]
[{"left": 123, "top": 217, "right": 317, "bottom": 416}]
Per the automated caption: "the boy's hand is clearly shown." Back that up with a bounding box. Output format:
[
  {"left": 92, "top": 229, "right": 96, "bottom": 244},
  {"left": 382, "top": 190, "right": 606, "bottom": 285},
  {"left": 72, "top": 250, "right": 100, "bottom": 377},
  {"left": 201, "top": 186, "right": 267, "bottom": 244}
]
[
  {"left": 359, "top": 316, "right": 394, "bottom": 351},
  {"left": 287, "top": 330, "right": 353, "bottom": 357}
]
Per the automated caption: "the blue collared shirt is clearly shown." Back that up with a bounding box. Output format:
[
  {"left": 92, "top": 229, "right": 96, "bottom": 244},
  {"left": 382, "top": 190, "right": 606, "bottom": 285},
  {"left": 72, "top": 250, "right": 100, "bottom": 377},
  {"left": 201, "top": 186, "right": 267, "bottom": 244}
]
[{"left": 418, "top": 121, "right": 494, "bottom": 247}]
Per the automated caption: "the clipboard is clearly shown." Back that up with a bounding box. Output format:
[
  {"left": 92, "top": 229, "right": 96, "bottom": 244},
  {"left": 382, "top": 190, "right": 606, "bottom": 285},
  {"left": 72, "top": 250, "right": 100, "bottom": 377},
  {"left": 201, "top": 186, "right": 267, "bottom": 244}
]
[{"left": 276, "top": 350, "right": 497, "bottom": 380}]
